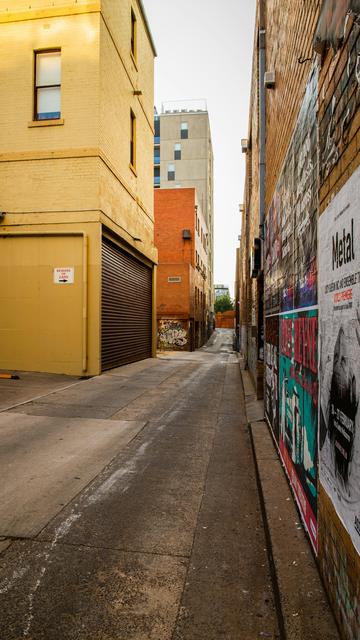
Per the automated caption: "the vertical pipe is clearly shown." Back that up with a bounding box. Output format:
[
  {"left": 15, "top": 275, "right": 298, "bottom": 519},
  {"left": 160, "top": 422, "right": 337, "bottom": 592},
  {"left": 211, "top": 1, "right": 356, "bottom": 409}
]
[{"left": 82, "top": 234, "right": 88, "bottom": 372}]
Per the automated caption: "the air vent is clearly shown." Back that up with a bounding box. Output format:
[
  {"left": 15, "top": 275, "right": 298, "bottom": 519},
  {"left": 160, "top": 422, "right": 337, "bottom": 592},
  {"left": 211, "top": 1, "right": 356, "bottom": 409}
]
[{"left": 182, "top": 229, "right": 191, "bottom": 239}]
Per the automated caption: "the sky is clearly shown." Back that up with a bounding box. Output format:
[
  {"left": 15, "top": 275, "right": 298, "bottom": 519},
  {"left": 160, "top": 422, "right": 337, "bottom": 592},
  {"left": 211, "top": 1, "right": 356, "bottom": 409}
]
[{"left": 142, "top": 0, "right": 256, "bottom": 297}]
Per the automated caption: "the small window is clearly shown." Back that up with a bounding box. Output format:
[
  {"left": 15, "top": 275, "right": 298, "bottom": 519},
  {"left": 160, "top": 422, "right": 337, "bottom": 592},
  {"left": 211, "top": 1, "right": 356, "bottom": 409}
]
[
  {"left": 34, "top": 50, "right": 61, "bottom": 121},
  {"left": 180, "top": 122, "right": 188, "bottom": 139},
  {"left": 168, "top": 163, "right": 175, "bottom": 181},
  {"left": 130, "top": 109, "right": 136, "bottom": 169},
  {"left": 154, "top": 166, "right": 160, "bottom": 187},
  {"left": 131, "top": 8, "right": 137, "bottom": 60},
  {"left": 154, "top": 115, "right": 160, "bottom": 143},
  {"left": 174, "top": 143, "right": 181, "bottom": 160}
]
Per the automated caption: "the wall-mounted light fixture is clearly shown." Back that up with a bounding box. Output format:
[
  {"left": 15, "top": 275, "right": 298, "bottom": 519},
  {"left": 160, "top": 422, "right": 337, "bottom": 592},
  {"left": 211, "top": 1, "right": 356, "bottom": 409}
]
[
  {"left": 241, "top": 139, "right": 248, "bottom": 153},
  {"left": 264, "top": 71, "right": 276, "bottom": 89}
]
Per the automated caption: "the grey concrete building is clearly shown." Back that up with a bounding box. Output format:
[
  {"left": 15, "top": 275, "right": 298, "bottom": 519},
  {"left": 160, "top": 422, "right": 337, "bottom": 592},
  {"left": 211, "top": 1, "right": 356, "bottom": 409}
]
[{"left": 154, "top": 101, "right": 214, "bottom": 327}]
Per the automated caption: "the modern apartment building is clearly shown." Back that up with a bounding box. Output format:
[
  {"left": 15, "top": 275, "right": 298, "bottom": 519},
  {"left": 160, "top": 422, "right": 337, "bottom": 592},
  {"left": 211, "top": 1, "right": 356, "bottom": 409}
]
[
  {"left": 154, "top": 103, "right": 214, "bottom": 333},
  {"left": 0, "top": 0, "right": 157, "bottom": 376},
  {"left": 214, "top": 284, "right": 230, "bottom": 299},
  {"left": 155, "top": 188, "right": 208, "bottom": 351}
]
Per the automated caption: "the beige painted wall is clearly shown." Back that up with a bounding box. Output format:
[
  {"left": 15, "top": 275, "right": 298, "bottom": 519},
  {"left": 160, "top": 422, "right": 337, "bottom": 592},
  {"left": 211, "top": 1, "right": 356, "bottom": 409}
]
[
  {"left": 0, "top": 1, "right": 156, "bottom": 375},
  {"left": 0, "top": 226, "right": 101, "bottom": 375}
]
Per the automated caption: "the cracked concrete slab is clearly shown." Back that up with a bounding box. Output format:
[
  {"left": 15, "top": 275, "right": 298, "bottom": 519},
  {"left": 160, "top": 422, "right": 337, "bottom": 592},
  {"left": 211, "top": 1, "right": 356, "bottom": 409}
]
[{"left": 0, "top": 540, "right": 187, "bottom": 640}]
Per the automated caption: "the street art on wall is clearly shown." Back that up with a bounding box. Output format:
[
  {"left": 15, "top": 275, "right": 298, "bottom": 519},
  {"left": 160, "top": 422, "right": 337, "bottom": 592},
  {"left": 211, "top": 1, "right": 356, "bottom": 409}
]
[
  {"left": 319, "top": 166, "right": 360, "bottom": 554},
  {"left": 314, "top": 0, "right": 360, "bottom": 54},
  {"left": 279, "top": 310, "right": 318, "bottom": 551},
  {"left": 158, "top": 320, "right": 188, "bottom": 349},
  {"left": 265, "top": 67, "right": 318, "bottom": 315},
  {"left": 319, "top": 16, "right": 360, "bottom": 181},
  {"left": 265, "top": 316, "right": 279, "bottom": 440}
]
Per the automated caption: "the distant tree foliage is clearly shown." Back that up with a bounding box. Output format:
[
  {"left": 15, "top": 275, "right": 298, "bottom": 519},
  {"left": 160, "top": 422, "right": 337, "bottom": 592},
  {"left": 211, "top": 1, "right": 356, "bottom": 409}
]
[{"left": 214, "top": 294, "right": 234, "bottom": 313}]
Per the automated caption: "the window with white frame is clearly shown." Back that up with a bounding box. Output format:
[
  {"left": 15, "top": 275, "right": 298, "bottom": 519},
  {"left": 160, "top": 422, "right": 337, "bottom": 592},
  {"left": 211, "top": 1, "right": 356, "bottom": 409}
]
[{"left": 34, "top": 50, "right": 61, "bottom": 120}]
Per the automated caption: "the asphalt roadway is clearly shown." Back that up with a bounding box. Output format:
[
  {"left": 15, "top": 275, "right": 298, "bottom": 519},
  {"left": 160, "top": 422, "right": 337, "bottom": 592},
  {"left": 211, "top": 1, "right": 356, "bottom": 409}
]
[{"left": 0, "top": 330, "right": 339, "bottom": 639}]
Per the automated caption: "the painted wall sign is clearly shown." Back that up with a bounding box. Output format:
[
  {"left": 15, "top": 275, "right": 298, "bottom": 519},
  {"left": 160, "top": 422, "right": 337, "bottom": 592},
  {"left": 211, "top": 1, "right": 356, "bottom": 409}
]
[
  {"left": 53, "top": 267, "right": 75, "bottom": 284},
  {"left": 265, "top": 316, "right": 279, "bottom": 440},
  {"left": 279, "top": 310, "right": 319, "bottom": 551},
  {"left": 319, "top": 20, "right": 360, "bottom": 182},
  {"left": 319, "top": 165, "right": 360, "bottom": 554}
]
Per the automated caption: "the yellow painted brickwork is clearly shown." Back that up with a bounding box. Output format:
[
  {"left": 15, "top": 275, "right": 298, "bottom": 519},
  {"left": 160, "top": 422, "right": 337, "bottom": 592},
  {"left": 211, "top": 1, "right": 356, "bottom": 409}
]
[
  {"left": 0, "top": 0, "right": 156, "bottom": 375},
  {"left": 0, "top": 12, "right": 100, "bottom": 153}
]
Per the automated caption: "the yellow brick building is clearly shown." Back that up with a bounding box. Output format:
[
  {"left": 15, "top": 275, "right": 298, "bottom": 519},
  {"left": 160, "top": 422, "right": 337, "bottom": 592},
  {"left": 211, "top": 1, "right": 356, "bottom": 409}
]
[{"left": 0, "top": 0, "right": 157, "bottom": 376}]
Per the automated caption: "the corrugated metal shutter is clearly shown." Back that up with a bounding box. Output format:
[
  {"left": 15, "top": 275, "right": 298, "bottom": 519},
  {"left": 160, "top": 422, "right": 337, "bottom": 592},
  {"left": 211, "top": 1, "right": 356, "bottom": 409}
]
[{"left": 102, "top": 237, "right": 152, "bottom": 371}]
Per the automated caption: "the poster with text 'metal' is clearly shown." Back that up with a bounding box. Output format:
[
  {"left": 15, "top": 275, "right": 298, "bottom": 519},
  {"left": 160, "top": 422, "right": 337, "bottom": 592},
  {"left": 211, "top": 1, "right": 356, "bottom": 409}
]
[
  {"left": 279, "top": 310, "right": 318, "bottom": 551},
  {"left": 319, "top": 166, "right": 360, "bottom": 554}
]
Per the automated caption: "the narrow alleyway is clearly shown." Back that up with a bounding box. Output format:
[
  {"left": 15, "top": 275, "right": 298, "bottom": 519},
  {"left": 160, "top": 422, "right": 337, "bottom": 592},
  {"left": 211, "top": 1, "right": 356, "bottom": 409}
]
[{"left": 0, "top": 330, "right": 335, "bottom": 639}]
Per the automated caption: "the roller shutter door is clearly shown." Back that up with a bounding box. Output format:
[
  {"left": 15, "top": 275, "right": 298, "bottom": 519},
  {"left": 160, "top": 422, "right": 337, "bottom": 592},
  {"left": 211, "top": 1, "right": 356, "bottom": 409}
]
[{"left": 102, "top": 238, "right": 152, "bottom": 370}]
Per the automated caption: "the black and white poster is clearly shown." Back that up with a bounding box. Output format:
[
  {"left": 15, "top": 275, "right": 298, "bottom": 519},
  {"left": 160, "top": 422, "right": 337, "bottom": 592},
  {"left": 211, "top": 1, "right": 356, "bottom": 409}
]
[{"left": 319, "top": 165, "right": 360, "bottom": 553}]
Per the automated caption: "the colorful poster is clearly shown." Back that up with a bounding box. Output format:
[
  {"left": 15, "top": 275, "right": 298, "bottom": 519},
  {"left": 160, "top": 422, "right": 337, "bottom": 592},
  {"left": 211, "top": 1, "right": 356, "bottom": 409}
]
[
  {"left": 279, "top": 310, "right": 318, "bottom": 551},
  {"left": 265, "top": 67, "right": 318, "bottom": 314},
  {"left": 319, "top": 165, "right": 360, "bottom": 554},
  {"left": 265, "top": 316, "right": 279, "bottom": 440}
]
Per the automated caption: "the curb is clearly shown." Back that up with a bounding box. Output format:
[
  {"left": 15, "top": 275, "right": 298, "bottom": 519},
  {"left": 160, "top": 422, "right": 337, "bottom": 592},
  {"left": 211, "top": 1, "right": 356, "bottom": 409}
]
[{"left": 239, "top": 363, "right": 340, "bottom": 640}]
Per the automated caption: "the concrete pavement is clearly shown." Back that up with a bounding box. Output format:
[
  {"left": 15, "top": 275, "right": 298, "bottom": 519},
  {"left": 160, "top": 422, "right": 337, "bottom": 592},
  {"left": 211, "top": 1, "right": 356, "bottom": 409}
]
[{"left": 0, "top": 330, "right": 339, "bottom": 639}]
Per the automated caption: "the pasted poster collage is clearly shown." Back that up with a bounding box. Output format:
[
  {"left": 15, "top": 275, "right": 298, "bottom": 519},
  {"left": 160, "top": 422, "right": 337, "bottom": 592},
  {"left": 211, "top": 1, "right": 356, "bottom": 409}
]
[
  {"left": 319, "top": 165, "right": 360, "bottom": 554},
  {"left": 265, "top": 67, "right": 319, "bottom": 551}
]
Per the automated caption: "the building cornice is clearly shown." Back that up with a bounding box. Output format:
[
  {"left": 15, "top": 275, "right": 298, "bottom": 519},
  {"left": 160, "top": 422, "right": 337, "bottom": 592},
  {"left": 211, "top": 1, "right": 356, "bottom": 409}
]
[{"left": 0, "top": 3, "right": 101, "bottom": 23}]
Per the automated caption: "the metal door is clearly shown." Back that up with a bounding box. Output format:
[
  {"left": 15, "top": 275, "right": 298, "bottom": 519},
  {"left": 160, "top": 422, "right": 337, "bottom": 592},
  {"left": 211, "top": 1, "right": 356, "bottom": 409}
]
[{"left": 101, "top": 238, "right": 152, "bottom": 370}]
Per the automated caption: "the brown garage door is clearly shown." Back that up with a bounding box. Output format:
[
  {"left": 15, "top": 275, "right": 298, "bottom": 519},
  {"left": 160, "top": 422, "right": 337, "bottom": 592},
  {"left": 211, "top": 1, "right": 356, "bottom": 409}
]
[{"left": 102, "top": 238, "right": 152, "bottom": 371}]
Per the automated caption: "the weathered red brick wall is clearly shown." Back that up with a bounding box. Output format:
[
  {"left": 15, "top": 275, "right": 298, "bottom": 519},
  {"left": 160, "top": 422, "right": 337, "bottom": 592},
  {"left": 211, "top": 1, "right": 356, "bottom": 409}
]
[
  {"left": 154, "top": 188, "right": 208, "bottom": 350},
  {"left": 215, "top": 310, "right": 235, "bottom": 329}
]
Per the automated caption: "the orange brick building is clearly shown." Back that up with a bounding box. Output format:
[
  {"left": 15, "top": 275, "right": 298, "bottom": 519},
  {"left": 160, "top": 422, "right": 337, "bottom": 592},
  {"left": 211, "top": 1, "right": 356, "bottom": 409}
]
[{"left": 154, "top": 188, "right": 209, "bottom": 350}]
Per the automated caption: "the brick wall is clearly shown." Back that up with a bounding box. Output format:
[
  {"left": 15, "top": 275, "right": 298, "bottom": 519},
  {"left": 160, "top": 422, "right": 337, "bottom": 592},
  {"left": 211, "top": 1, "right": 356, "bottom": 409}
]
[
  {"left": 242, "top": 2, "right": 360, "bottom": 638},
  {"left": 317, "top": 9, "right": 360, "bottom": 639},
  {"left": 215, "top": 311, "right": 235, "bottom": 330},
  {"left": 154, "top": 188, "right": 208, "bottom": 350}
]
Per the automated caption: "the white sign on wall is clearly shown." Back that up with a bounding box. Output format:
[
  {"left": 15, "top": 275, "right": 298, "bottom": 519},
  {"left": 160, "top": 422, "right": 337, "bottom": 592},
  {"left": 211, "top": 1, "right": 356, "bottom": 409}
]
[
  {"left": 53, "top": 267, "right": 75, "bottom": 284},
  {"left": 319, "top": 165, "right": 360, "bottom": 553}
]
